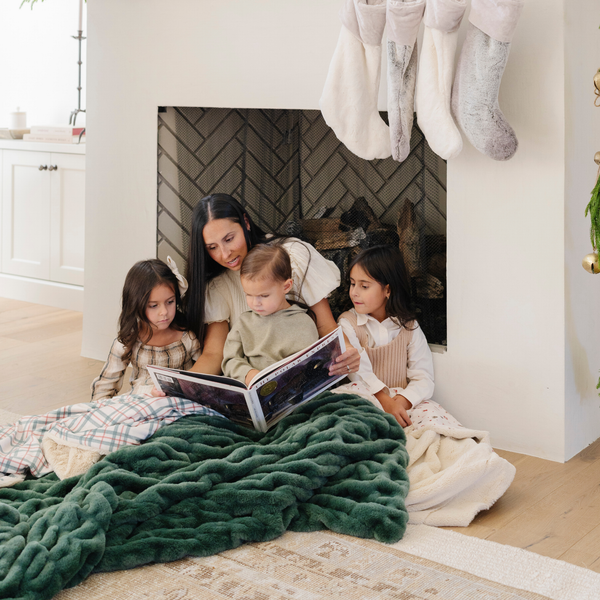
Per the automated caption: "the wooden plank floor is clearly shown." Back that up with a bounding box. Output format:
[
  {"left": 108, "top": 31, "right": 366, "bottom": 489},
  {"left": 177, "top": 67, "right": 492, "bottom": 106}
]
[{"left": 2, "top": 297, "right": 600, "bottom": 573}]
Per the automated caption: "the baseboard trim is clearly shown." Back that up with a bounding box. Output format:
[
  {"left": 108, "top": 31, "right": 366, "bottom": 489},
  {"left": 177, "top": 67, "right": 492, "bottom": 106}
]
[{"left": 0, "top": 273, "right": 83, "bottom": 312}]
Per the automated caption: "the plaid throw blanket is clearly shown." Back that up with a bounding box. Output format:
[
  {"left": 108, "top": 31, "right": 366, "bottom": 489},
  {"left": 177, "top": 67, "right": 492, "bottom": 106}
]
[{"left": 0, "top": 394, "right": 220, "bottom": 480}]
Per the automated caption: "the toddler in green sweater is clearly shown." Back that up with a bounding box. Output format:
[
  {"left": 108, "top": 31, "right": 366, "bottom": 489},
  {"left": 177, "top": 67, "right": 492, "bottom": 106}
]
[{"left": 221, "top": 244, "right": 319, "bottom": 385}]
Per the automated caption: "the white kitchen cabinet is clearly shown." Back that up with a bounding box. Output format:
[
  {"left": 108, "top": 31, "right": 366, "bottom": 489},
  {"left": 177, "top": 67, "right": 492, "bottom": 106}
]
[
  {"left": 0, "top": 141, "right": 85, "bottom": 309},
  {"left": 49, "top": 153, "right": 86, "bottom": 286}
]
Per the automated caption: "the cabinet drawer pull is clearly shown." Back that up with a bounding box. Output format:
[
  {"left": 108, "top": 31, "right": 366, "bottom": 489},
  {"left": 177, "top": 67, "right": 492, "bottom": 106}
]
[
  {"left": 48, "top": 165, "right": 58, "bottom": 171},
  {"left": 39, "top": 165, "right": 48, "bottom": 171}
]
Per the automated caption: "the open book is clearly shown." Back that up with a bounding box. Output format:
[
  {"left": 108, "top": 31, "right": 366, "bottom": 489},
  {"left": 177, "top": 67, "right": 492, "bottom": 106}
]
[{"left": 147, "top": 327, "right": 347, "bottom": 432}]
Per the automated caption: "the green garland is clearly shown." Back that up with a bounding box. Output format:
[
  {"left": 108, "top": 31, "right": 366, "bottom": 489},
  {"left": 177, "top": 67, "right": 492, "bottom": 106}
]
[{"left": 584, "top": 170, "right": 600, "bottom": 253}]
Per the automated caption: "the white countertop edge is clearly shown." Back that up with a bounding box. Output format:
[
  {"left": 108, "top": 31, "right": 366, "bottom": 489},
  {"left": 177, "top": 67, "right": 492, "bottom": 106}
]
[{"left": 0, "top": 139, "right": 86, "bottom": 154}]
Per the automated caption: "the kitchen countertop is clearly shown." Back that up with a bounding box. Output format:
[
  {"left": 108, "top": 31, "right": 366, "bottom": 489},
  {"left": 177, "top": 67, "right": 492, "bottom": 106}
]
[{"left": 0, "top": 139, "right": 86, "bottom": 154}]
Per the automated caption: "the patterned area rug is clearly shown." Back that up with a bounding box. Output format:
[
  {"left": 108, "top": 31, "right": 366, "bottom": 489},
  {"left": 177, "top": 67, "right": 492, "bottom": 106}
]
[{"left": 53, "top": 527, "right": 600, "bottom": 600}]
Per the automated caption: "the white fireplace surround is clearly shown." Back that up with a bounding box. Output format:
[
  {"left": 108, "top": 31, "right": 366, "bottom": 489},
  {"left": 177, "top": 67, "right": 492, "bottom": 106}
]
[{"left": 85, "top": 0, "right": 600, "bottom": 462}]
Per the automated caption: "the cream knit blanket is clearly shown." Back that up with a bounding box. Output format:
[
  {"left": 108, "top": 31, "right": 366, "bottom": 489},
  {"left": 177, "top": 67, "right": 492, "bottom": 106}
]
[{"left": 332, "top": 385, "right": 515, "bottom": 526}]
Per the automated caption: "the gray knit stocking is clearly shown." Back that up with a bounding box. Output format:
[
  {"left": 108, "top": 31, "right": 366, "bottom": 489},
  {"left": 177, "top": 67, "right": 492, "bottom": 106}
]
[
  {"left": 386, "top": 0, "right": 425, "bottom": 163},
  {"left": 451, "top": 0, "right": 525, "bottom": 161}
]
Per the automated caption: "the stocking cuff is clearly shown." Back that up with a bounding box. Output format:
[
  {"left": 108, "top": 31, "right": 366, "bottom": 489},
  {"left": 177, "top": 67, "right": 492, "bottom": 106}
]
[
  {"left": 340, "top": 0, "right": 387, "bottom": 47},
  {"left": 468, "top": 0, "right": 525, "bottom": 43},
  {"left": 423, "top": 0, "right": 467, "bottom": 33},
  {"left": 386, "top": 0, "right": 426, "bottom": 47}
]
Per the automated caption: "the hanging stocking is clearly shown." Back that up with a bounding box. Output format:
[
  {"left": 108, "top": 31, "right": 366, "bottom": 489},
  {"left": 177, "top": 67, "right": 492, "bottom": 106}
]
[
  {"left": 386, "top": 0, "right": 425, "bottom": 163},
  {"left": 451, "top": 0, "right": 525, "bottom": 161},
  {"left": 415, "top": 0, "right": 467, "bottom": 160},
  {"left": 320, "top": 0, "right": 391, "bottom": 160}
]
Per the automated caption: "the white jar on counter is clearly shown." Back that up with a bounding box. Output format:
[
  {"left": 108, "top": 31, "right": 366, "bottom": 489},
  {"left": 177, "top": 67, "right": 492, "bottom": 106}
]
[{"left": 9, "top": 108, "right": 27, "bottom": 130}]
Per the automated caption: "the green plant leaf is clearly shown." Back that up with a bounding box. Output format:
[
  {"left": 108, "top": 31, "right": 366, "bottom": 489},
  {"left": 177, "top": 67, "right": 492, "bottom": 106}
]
[
  {"left": 584, "top": 171, "right": 600, "bottom": 252},
  {"left": 20, "top": 0, "right": 44, "bottom": 8}
]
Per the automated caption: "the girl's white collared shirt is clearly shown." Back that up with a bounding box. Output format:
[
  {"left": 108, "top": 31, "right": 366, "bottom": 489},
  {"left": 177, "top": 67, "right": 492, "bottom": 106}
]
[{"left": 338, "top": 308, "right": 434, "bottom": 408}]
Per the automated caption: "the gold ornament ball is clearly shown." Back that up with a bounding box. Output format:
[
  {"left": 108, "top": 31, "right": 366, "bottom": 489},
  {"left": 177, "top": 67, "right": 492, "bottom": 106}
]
[
  {"left": 595, "top": 69, "right": 600, "bottom": 93},
  {"left": 595, "top": 151, "right": 600, "bottom": 166},
  {"left": 582, "top": 253, "right": 600, "bottom": 274}
]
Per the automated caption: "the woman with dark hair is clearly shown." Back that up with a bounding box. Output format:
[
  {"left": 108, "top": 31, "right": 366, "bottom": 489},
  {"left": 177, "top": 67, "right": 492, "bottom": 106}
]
[{"left": 184, "top": 193, "right": 360, "bottom": 376}]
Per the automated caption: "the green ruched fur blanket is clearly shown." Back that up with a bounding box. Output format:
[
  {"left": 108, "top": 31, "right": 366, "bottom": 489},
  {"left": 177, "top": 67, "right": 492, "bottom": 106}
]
[{"left": 0, "top": 393, "right": 410, "bottom": 600}]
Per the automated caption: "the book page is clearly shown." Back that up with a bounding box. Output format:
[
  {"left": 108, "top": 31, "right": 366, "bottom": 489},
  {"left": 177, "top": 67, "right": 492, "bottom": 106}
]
[
  {"left": 247, "top": 328, "right": 347, "bottom": 428},
  {"left": 148, "top": 366, "right": 258, "bottom": 429},
  {"left": 150, "top": 366, "right": 248, "bottom": 389},
  {"left": 247, "top": 328, "right": 342, "bottom": 388}
]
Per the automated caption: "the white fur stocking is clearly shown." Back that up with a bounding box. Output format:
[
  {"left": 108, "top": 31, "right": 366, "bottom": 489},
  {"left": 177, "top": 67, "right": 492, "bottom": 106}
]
[
  {"left": 451, "top": 0, "right": 525, "bottom": 161},
  {"left": 386, "top": 0, "right": 425, "bottom": 163},
  {"left": 320, "top": 0, "right": 391, "bottom": 160},
  {"left": 415, "top": 0, "right": 467, "bottom": 160}
]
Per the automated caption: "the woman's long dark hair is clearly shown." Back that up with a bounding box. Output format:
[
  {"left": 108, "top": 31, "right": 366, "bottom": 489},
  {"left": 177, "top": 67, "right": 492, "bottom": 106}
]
[
  {"left": 348, "top": 245, "right": 416, "bottom": 329},
  {"left": 118, "top": 259, "right": 187, "bottom": 363},
  {"left": 186, "top": 194, "right": 266, "bottom": 346}
]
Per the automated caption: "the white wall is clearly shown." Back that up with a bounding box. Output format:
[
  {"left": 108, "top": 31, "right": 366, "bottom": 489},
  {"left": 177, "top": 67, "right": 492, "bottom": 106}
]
[
  {"left": 435, "top": 0, "right": 568, "bottom": 460},
  {"left": 0, "top": 0, "right": 87, "bottom": 129},
  {"left": 563, "top": 0, "right": 600, "bottom": 459},
  {"left": 84, "top": 0, "right": 349, "bottom": 354},
  {"left": 85, "top": 0, "right": 598, "bottom": 461}
]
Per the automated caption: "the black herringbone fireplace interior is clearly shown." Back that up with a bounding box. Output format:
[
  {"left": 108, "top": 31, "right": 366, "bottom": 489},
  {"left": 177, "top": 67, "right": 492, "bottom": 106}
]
[{"left": 157, "top": 107, "right": 447, "bottom": 345}]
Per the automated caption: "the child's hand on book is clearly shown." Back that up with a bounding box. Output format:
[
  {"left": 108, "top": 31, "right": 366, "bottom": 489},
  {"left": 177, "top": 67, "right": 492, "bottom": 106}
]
[{"left": 245, "top": 369, "right": 260, "bottom": 387}]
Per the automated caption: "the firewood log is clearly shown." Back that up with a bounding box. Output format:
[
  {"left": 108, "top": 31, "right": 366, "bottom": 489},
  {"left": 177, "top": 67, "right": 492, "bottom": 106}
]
[
  {"left": 415, "top": 273, "right": 444, "bottom": 299},
  {"left": 397, "top": 199, "right": 421, "bottom": 277}
]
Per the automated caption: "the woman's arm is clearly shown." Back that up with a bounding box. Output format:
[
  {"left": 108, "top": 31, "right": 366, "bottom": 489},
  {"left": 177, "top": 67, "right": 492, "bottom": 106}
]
[
  {"left": 283, "top": 240, "right": 358, "bottom": 374},
  {"left": 310, "top": 298, "right": 360, "bottom": 376},
  {"left": 189, "top": 320, "right": 230, "bottom": 374}
]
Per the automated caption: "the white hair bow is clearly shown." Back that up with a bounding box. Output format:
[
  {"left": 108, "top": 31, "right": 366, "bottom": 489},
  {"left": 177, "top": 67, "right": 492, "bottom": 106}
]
[{"left": 166, "top": 256, "right": 188, "bottom": 298}]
